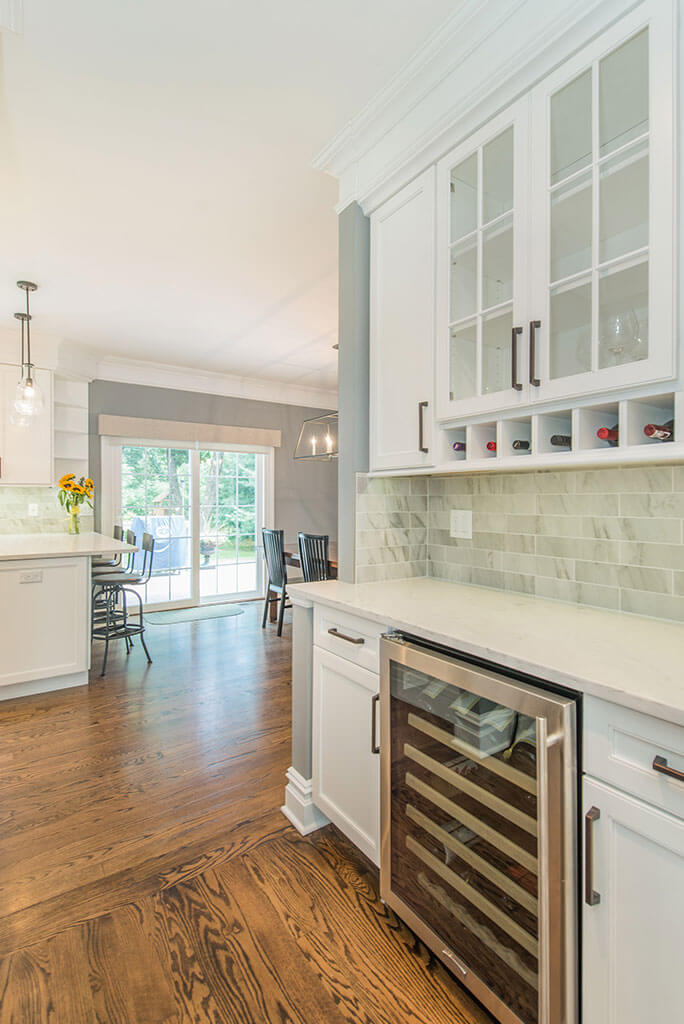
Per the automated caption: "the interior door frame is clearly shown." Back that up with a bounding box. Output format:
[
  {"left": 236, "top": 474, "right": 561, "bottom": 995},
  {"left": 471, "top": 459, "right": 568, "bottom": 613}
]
[{"left": 100, "top": 435, "right": 275, "bottom": 610}]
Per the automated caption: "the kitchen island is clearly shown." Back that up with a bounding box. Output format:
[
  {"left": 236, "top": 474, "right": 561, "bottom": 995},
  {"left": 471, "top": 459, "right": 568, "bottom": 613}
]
[{"left": 0, "top": 532, "right": 135, "bottom": 700}]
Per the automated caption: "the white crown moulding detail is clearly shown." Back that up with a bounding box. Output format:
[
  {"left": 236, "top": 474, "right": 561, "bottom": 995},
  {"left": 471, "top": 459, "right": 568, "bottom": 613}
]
[
  {"left": 93, "top": 356, "right": 338, "bottom": 412},
  {"left": 0, "top": 0, "right": 23, "bottom": 32},
  {"left": 315, "top": 0, "right": 644, "bottom": 214}
]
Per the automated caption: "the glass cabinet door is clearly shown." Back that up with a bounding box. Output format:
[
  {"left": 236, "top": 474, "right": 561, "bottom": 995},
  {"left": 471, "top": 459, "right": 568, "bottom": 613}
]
[
  {"left": 532, "top": 5, "right": 675, "bottom": 402},
  {"left": 436, "top": 102, "right": 529, "bottom": 420}
]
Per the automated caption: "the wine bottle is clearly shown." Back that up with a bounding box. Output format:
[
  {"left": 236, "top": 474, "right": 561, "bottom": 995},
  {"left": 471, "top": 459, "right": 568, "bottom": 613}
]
[
  {"left": 451, "top": 441, "right": 466, "bottom": 452},
  {"left": 512, "top": 439, "right": 530, "bottom": 451},
  {"left": 486, "top": 441, "right": 497, "bottom": 452},
  {"left": 596, "top": 424, "right": 619, "bottom": 447},
  {"left": 550, "top": 434, "right": 571, "bottom": 448},
  {"left": 644, "top": 420, "right": 674, "bottom": 441}
]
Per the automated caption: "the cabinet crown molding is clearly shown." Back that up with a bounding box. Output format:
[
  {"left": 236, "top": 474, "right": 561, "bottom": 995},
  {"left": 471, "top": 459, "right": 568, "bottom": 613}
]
[{"left": 316, "top": 0, "right": 649, "bottom": 214}]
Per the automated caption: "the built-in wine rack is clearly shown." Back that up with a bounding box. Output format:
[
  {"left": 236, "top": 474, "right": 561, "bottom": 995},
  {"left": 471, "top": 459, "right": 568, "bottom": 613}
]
[{"left": 435, "top": 391, "right": 684, "bottom": 474}]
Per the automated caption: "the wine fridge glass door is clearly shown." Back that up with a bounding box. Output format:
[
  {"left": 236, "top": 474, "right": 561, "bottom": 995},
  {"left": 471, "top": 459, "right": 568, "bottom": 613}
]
[{"left": 380, "top": 638, "right": 577, "bottom": 1024}]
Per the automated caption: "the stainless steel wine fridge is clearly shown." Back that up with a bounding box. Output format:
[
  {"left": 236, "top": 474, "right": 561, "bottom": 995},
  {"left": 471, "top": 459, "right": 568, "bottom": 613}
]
[{"left": 380, "top": 634, "right": 578, "bottom": 1024}]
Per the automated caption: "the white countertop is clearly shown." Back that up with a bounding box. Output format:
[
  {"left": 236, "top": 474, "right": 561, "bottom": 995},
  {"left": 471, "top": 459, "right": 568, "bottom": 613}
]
[
  {"left": 0, "top": 532, "right": 137, "bottom": 561},
  {"left": 291, "top": 577, "right": 684, "bottom": 725}
]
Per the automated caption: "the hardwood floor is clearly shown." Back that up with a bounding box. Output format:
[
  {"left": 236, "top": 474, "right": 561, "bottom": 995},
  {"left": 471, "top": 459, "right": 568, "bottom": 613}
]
[{"left": 0, "top": 602, "right": 492, "bottom": 1023}]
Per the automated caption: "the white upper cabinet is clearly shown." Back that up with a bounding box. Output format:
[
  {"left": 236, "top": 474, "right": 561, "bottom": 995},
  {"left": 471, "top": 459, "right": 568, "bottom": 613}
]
[
  {"left": 370, "top": 167, "right": 436, "bottom": 471},
  {"left": 435, "top": 0, "right": 675, "bottom": 423},
  {"left": 530, "top": 4, "right": 674, "bottom": 405},
  {"left": 436, "top": 102, "right": 530, "bottom": 420},
  {"left": 0, "top": 364, "right": 53, "bottom": 485}
]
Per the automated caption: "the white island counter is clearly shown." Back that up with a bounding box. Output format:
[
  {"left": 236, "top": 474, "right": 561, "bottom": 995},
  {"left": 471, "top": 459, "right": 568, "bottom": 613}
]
[{"left": 0, "top": 532, "right": 135, "bottom": 700}]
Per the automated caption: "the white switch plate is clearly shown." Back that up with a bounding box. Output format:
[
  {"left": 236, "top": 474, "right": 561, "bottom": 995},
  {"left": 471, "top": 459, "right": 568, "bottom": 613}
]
[
  {"left": 450, "top": 509, "right": 473, "bottom": 539},
  {"left": 28, "top": 503, "right": 39, "bottom": 517}
]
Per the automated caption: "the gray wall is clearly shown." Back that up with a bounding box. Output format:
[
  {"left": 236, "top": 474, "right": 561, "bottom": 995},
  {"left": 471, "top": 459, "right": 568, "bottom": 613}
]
[
  {"left": 89, "top": 380, "right": 338, "bottom": 542},
  {"left": 337, "top": 202, "right": 370, "bottom": 582}
]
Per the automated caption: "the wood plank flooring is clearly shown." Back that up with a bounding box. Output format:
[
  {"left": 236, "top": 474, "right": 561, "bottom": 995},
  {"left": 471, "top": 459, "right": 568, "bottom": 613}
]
[{"left": 0, "top": 602, "right": 492, "bottom": 1023}]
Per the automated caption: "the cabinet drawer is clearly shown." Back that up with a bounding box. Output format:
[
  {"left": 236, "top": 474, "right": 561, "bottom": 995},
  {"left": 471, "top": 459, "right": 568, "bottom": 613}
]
[
  {"left": 584, "top": 696, "right": 684, "bottom": 819},
  {"left": 314, "top": 605, "right": 386, "bottom": 673}
]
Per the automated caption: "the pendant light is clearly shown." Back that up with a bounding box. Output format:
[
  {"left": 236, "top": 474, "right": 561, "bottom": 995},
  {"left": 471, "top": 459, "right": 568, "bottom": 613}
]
[
  {"left": 293, "top": 412, "right": 338, "bottom": 460},
  {"left": 11, "top": 280, "right": 44, "bottom": 426}
]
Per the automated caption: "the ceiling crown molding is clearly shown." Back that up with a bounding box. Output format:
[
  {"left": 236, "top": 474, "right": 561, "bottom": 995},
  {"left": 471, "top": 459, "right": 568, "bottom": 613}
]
[
  {"left": 315, "top": 0, "right": 641, "bottom": 214},
  {"left": 0, "top": 0, "right": 23, "bottom": 33},
  {"left": 93, "top": 355, "right": 338, "bottom": 412}
]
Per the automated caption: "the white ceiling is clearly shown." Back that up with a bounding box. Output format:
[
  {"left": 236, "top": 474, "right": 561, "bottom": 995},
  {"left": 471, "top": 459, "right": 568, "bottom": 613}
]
[{"left": 0, "top": 0, "right": 458, "bottom": 403}]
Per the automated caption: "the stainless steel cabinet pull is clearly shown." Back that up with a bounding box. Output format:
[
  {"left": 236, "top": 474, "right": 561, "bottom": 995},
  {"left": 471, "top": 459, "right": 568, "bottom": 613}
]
[
  {"left": 418, "top": 401, "right": 429, "bottom": 454},
  {"left": 371, "top": 693, "right": 380, "bottom": 754},
  {"left": 328, "top": 627, "right": 365, "bottom": 646},
  {"left": 585, "top": 806, "right": 601, "bottom": 906},
  {"left": 511, "top": 326, "right": 523, "bottom": 391},
  {"left": 653, "top": 755, "right": 684, "bottom": 783},
  {"left": 529, "top": 320, "right": 541, "bottom": 387}
]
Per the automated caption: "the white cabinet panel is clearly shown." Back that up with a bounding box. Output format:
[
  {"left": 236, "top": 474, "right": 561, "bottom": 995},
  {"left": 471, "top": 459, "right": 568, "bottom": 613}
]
[
  {"left": 370, "top": 168, "right": 435, "bottom": 471},
  {"left": 529, "top": 1, "right": 675, "bottom": 404},
  {"left": 312, "top": 646, "right": 381, "bottom": 864},
  {"left": 582, "top": 777, "right": 684, "bottom": 1024},
  {"left": 0, "top": 558, "right": 89, "bottom": 687},
  {"left": 584, "top": 695, "right": 684, "bottom": 819},
  {"left": 435, "top": 101, "right": 530, "bottom": 421},
  {"left": 0, "top": 364, "right": 53, "bottom": 484}
]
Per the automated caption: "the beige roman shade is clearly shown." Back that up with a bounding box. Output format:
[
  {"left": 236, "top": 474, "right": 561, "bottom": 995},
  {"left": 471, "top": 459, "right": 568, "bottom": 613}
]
[{"left": 98, "top": 414, "right": 281, "bottom": 448}]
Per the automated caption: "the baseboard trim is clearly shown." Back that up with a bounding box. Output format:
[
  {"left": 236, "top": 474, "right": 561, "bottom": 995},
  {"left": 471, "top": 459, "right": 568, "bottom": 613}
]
[
  {"left": 0, "top": 670, "right": 88, "bottom": 702},
  {"left": 281, "top": 766, "right": 329, "bottom": 835}
]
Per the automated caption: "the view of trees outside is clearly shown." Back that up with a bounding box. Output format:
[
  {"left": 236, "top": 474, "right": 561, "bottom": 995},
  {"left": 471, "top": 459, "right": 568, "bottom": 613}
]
[{"left": 119, "top": 445, "right": 259, "bottom": 604}]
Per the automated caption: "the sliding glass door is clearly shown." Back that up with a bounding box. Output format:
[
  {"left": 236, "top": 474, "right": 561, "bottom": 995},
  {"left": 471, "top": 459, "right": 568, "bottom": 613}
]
[
  {"left": 199, "top": 451, "right": 259, "bottom": 601},
  {"left": 108, "top": 440, "right": 270, "bottom": 610}
]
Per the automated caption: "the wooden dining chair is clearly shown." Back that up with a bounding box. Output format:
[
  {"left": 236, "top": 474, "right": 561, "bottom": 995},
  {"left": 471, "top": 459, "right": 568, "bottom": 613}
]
[
  {"left": 297, "top": 532, "right": 330, "bottom": 583},
  {"left": 261, "top": 528, "right": 290, "bottom": 636}
]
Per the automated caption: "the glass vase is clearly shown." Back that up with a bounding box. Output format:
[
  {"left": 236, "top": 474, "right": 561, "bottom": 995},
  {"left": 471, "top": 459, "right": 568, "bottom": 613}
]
[{"left": 68, "top": 507, "right": 81, "bottom": 535}]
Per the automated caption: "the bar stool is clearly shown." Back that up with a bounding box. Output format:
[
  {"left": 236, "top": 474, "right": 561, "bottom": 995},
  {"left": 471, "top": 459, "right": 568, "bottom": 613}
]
[
  {"left": 92, "top": 525, "right": 124, "bottom": 570},
  {"left": 92, "top": 533, "right": 155, "bottom": 676}
]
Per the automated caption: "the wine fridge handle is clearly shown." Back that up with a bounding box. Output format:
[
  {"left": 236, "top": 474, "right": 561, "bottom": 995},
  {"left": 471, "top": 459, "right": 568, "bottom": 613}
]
[
  {"left": 653, "top": 755, "right": 684, "bottom": 783},
  {"left": 511, "top": 326, "right": 523, "bottom": 391},
  {"left": 418, "top": 401, "right": 429, "bottom": 454},
  {"left": 585, "top": 806, "right": 601, "bottom": 906},
  {"left": 529, "top": 320, "right": 541, "bottom": 387},
  {"left": 371, "top": 693, "right": 380, "bottom": 754}
]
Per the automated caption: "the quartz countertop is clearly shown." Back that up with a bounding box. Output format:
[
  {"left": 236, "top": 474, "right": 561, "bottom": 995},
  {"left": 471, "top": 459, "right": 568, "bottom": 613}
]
[
  {"left": 0, "top": 532, "right": 137, "bottom": 561},
  {"left": 291, "top": 577, "right": 684, "bottom": 725}
]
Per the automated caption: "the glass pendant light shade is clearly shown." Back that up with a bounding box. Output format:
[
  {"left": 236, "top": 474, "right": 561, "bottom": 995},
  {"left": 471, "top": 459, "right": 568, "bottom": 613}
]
[
  {"left": 12, "top": 373, "right": 44, "bottom": 419},
  {"left": 11, "top": 282, "right": 42, "bottom": 427},
  {"left": 293, "top": 412, "right": 339, "bottom": 460}
]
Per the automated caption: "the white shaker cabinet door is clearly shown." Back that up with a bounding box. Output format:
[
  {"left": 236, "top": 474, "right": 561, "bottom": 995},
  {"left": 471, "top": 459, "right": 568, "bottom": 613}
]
[
  {"left": 0, "top": 364, "right": 53, "bottom": 484},
  {"left": 370, "top": 167, "right": 435, "bottom": 472},
  {"left": 312, "top": 646, "right": 381, "bottom": 865},
  {"left": 582, "top": 776, "right": 684, "bottom": 1024},
  {"left": 529, "top": 1, "right": 676, "bottom": 405}
]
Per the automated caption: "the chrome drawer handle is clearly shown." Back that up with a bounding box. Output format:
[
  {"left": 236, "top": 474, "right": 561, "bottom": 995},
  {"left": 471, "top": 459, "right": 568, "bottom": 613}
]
[
  {"left": 328, "top": 627, "right": 365, "bottom": 646},
  {"left": 585, "top": 806, "right": 601, "bottom": 907},
  {"left": 653, "top": 755, "right": 684, "bottom": 784}
]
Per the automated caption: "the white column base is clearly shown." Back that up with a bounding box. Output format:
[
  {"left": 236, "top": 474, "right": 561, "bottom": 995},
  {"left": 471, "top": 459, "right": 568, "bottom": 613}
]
[{"left": 281, "top": 766, "right": 329, "bottom": 835}]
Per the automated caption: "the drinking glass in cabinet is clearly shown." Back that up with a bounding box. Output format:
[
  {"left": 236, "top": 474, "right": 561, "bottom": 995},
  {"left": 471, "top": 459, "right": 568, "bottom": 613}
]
[{"left": 598, "top": 261, "right": 648, "bottom": 368}]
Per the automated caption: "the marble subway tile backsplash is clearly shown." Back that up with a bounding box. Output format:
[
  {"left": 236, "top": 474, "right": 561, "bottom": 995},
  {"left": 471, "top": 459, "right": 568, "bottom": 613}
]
[
  {"left": 355, "top": 464, "right": 684, "bottom": 624},
  {"left": 0, "top": 486, "right": 94, "bottom": 534}
]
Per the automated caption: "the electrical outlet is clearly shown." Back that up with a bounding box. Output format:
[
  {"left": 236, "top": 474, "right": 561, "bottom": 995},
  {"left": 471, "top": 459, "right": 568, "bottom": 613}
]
[
  {"left": 450, "top": 509, "right": 472, "bottom": 540},
  {"left": 28, "top": 503, "right": 39, "bottom": 517}
]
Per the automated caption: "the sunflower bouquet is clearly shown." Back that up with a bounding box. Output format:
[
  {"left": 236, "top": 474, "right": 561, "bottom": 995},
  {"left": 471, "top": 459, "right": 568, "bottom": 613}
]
[{"left": 58, "top": 473, "right": 94, "bottom": 534}]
